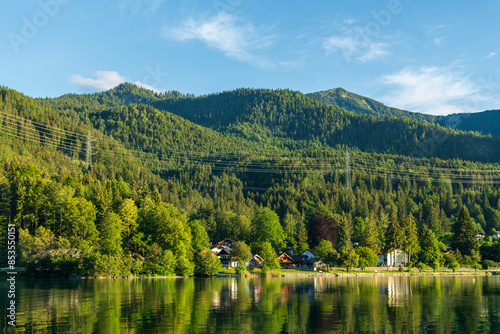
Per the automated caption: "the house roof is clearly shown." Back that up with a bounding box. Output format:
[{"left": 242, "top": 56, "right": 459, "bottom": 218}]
[
  {"left": 215, "top": 238, "right": 234, "bottom": 246},
  {"left": 250, "top": 255, "right": 263, "bottom": 262},
  {"left": 218, "top": 248, "right": 231, "bottom": 255},
  {"left": 291, "top": 255, "right": 309, "bottom": 262}
]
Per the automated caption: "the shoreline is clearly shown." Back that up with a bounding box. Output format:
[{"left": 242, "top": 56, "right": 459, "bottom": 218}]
[
  {"left": 6, "top": 271, "right": 497, "bottom": 280},
  {"left": 216, "top": 270, "right": 499, "bottom": 278}
]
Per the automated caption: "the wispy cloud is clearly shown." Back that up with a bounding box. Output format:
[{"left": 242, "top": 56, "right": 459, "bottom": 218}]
[
  {"left": 323, "top": 34, "right": 389, "bottom": 63},
  {"left": 380, "top": 66, "right": 493, "bottom": 115},
  {"left": 487, "top": 49, "right": 500, "bottom": 58},
  {"left": 425, "top": 24, "right": 448, "bottom": 46},
  {"left": 68, "top": 71, "right": 164, "bottom": 93},
  {"left": 119, "top": 0, "right": 165, "bottom": 17},
  {"left": 163, "top": 12, "right": 274, "bottom": 69}
]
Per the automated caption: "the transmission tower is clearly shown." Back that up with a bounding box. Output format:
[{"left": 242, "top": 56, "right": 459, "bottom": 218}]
[
  {"left": 86, "top": 131, "right": 92, "bottom": 168},
  {"left": 345, "top": 149, "right": 352, "bottom": 191}
]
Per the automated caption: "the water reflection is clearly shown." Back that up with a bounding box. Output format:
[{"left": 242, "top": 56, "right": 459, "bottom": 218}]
[{"left": 1, "top": 276, "right": 500, "bottom": 333}]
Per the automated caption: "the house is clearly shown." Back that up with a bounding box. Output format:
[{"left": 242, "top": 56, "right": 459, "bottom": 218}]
[
  {"left": 291, "top": 254, "right": 314, "bottom": 268},
  {"left": 216, "top": 248, "right": 237, "bottom": 268},
  {"left": 285, "top": 240, "right": 295, "bottom": 255},
  {"left": 377, "top": 249, "right": 409, "bottom": 267},
  {"left": 248, "top": 254, "right": 263, "bottom": 268},
  {"left": 476, "top": 232, "right": 485, "bottom": 241},
  {"left": 215, "top": 238, "right": 234, "bottom": 249},
  {"left": 301, "top": 249, "right": 316, "bottom": 260},
  {"left": 493, "top": 231, "right": 500, "bottom": 239},
  {"left": 278, "top": 252, "right": 296, "bottom": 269}
]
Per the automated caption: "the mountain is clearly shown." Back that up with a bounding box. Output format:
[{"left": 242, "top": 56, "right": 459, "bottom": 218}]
[
  {"left": 437, "top": 110, "right": 500, "bottom": 137},
  {"left": 39, "top": 84, "right": 500, "bottom": 163},
  {"left": 307, "top": 87, "right": 500, "bottom": 138},
  {"left": 3, "top": 84, "right": 500, "bottom": 279},
  {"left": 306, "top": 88, "right": 436, "bottom": 122}
]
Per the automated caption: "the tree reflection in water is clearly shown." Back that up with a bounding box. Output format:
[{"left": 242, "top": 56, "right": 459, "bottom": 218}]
[{"left": 1, "top": 276, "right": 499, "bottom": 333}]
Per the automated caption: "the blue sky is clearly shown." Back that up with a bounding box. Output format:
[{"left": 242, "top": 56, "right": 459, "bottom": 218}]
[{"left": 1, "top": 0, "right": 499, "bottom": 115}]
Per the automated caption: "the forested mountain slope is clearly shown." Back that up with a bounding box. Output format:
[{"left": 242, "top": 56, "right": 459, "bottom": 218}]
[
  {"left": 3, "top": 84, "right": 500, "bottom": 278},
  {"left": 306, "top": 88, "right": 435, "bottom": 122},
  {"left": 437, "top": 110, "right": 500, "bottom": 138}
]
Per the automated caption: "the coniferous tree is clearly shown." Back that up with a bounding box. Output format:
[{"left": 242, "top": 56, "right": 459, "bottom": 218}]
[
  {"left": 385, "top": 211, "right": 403, "bottom": 251},
  {"left": 402, "top": 214, "right": 420, "bottom": 263},
  {"left": 419, "top": 226, "right": 442, "bottom": 266},
  {"left": 452, "top": 206, "right": 478, "bottom": 256},
  {"left": 361, "top": 216, "right": 380, "bottom": 253},
  {"left": 337, "top": 216, "right": 352, "bottom": 250}
]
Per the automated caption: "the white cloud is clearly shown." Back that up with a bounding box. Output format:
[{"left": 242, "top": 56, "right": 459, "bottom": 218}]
[
  {"left": 68, "top": 71, "right": 165, "bottom": 93},
  {"left": 323, "top": 35, "right": 389, "bottom": 63},
  {"left": 68, "top": 71, "right": 127, "bottom": 91},
  {"left": 380, "top": 66, "right": 490, "bottom": 115},
  {"left": 163, "top": 12, "right": 274, "bottom": 69}
]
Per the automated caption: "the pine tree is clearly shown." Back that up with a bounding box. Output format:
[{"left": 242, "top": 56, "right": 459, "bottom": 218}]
[
  {"left": 385, "top": 210, "right": 403, "bottom": 252},
  {"left": 452, "top": 206, "right": 478, "bottom": 256},
  {"left": 337, "top": 216, "right": 352, "bottom": 250},
  {"left": 402, "top": 214, "right": 420, "bottom": 263},
  {"left": 361, "top": 216, "right": 380, "bottom": 253},
  {"left": 419, "top": 226, "right": 442, "bottom": 266}
]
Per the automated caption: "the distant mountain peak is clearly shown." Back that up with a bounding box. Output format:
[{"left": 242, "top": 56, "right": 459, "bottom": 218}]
[{"left": 306, "top": 88, "right": 436, "bottom": 122}]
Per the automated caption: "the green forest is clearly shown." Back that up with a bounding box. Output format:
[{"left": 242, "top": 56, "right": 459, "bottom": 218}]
[{"left": 2, "top": 83, "right": 500, "bottom": 277}]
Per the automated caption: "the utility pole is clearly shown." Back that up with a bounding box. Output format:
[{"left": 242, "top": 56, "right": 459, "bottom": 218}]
[
  {"left": 86, "top": 131, "right": 92, "bottom": 168},
  {"left": 346, "top": 149, "right": 352, "bottom": 192}
]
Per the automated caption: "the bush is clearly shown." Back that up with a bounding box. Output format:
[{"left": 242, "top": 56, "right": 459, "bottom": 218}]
[
  {"left": 449, "top": 261, "right": 460, "bottom": 273},
  {"left": 482, "top": 260, "right": 496, "bottom": 270},
  {"left": 416, "top": 262, "right": 427, "bottom": 272},
  {"left": 143, "top": 243, "right": 176, "bottom": 276},
  {"left": 194, "top": 248, "right": 221, "bottom": 277}
]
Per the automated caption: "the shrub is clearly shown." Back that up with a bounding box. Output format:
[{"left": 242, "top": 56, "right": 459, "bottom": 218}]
[{"left": 416, "top": 262, "right": 427, "bottom": 273}]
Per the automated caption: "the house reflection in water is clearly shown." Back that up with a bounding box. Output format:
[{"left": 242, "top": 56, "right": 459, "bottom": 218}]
[{"left": 386, "top": 276, "right": 411, "bottom": 307}]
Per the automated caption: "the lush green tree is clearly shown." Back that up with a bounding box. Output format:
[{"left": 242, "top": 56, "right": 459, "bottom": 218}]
[
  {"left": 453, "top": 206, "right": 478, "bottom": 256},
  {"left": 416, "top": 262, "right": 427, "bottom": 272},
  {"left": 385, "top": 211, "right": 403, "bottom": 252},
  {"left": 360, "top": 216, "right": 380, "bottom": 253},
  {"left": 295, "top": 222, "right": 309, "bottom": 252},
  {"left": 401, "top": 214, "right": 420, "bottom": 262},
  {"left": 419, "top": 226, "right": 443, "bottom": 266},
  {"left": 259, "top": 241, "right": 280, "bottom": 273},
  {"left": 337, "top": 216, "right": 352, "bottom": 250},
  {"left": 118, "top": 198, "right": 138, "bottom": 250},
  {"left": 315, "top": 240, "right": 335, "bottom": 259},
  {"left": 194, "top": 247, "right": 222, "bottom": 277},
  {"left": 338, "top": 247, "right": 358, "bottom": 273},
  {"left": 62, "top": 197, "right": 98, "bottom": 246},
  {"left": 190, "top": 219, "right": 210, "bottom": 251},
  {"left": 295, "top": 242, "right": 310, "bottom": 255},
  {"left": 176, "top": 256, "right": 195, "bottom": 277},
  {"left": 250, "top": 208, "right": 285, "bottom": 252},
  {"left": 99, "top": 212, "right": 124, "bottom": 256},
  {"left": 144, "top": 243, "right": 176, "bottom": 276},
  {"left": 231, "top": 241, "right": 252, "bottom": 268},
  {"left": 356, "top": 246, "right": 378, "bottom": 271},
  {"left": 449, "top": 261, "right": 460, "bottom": 272}
]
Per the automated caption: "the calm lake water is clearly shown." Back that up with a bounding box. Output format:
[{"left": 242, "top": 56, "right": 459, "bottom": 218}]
[{"left": 1, "top": 275, "right": 500, "bottom": 333}]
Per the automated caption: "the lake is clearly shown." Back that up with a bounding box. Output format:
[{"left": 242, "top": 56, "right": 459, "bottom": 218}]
[{"left": 1, "top": 275, "right": 500, "bottom": 333}]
